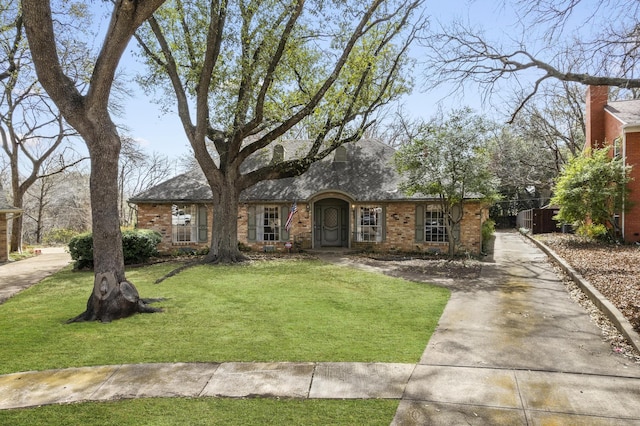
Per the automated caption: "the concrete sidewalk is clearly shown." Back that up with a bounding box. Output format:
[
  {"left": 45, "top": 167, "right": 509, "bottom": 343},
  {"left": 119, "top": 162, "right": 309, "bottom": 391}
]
[
  {"left": 392, "top": 232, "right": 640, "bottom": 425},
  {"left": 1, "top": 233, "right": 640, "bottom": 425},
  {"left": 0, "top": 362, "right": 415, "bottom": 409},
  {"left": 0, "top": 247, "right": 71, "bottom": 304}
]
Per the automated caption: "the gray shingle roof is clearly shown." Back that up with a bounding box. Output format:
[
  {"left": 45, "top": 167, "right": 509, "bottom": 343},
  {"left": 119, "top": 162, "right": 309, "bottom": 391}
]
[
  {"left": 606, "top": 99, "right": 640, "bottom": 126},
  {"left": 130, "top": 139, "right": 438, "bottom": 204}
]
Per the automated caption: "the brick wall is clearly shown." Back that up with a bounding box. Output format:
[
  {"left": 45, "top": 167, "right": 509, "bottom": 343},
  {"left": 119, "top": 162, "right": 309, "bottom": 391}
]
[
  {"left": 137, "top": 203, "right": 211, "bottom": 253},
  {"left": 139, "top": 200, "right": 486, "bottom": 256},
  {"left": 600, "top": 102, "right": 640, "bottom": 243},
  {"left": 624, "top": 131, "right": 640, "bottom": 242},
  {"left": 352, "top": 201, "right": 485, "bottom": 255}
]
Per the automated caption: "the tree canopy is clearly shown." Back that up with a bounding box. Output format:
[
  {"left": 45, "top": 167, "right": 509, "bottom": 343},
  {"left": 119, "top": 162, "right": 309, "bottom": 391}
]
[
  {"left": 394, "top": 107, "right": 498, "bottom": 255},
  {"left": 421, "top": 0, "right": 640, "bottom": 121},
  {"left": 134, "top": 0, "right": 424, "bottom": 262},
  {"left": 1, "top": 0, "right": 89, "bottom": 252}
]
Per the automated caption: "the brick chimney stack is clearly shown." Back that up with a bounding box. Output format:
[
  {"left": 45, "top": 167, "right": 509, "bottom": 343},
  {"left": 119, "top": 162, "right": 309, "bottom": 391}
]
[{"left": 585, "top": 85, "right": 608, "bottom": 150}]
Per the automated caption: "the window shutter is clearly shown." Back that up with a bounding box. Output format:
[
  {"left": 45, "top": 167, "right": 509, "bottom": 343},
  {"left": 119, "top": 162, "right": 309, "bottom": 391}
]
[
  {"left": 247, "top": 205, "right": 256, "bottom": 241},
  {"left": 197, "top": 205, "right": 208, "bottom": 242},
  {"left": 415, "top": 205, "right": 424, "bottom": 242},
  {"left": 380, "top": 206, "right": 386, "bottom": 242},
  {"left": 280, "top": 205, "right": 290, "bottom": 241}
]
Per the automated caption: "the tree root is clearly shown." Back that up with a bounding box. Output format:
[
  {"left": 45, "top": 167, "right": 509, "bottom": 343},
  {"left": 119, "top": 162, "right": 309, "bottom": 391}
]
[
  {"left": 154, "top": 253, "right": 249, "bottom": 284},
  {"left": 155, "top": 259, "right": 207, "bottom": 284}
]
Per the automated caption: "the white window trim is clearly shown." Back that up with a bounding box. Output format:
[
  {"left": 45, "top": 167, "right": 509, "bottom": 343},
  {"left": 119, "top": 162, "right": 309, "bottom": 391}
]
[
  {"left": 356, "top": 206, "right": 383, "bottom": 242},
  {"left": 172, "top": 204, "right": 198, "bottom": 244},
  {"left": 257, "top": 205, "right": 281, "bottom": 242},
  {"left": 425, "top": 205, "right": 448, "bottom": 243}
]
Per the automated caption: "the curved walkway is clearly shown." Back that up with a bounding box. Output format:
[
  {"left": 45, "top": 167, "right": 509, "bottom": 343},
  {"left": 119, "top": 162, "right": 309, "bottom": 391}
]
[
  {"left": 1, "top": 234, "right": 640, "bottom": 425},
  {"left": 0, "top": 247, "right": 71, "bottom": 304}
]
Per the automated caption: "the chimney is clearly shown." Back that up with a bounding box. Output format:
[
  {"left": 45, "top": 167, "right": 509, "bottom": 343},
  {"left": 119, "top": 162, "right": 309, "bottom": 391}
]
[{"left": 585, "top": 85, "right": 608, "bottom": 150}]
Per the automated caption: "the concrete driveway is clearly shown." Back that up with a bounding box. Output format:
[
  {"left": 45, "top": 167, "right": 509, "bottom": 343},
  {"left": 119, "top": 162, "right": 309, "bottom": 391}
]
[
  {"left": 0, "top": 247, "right": 71, "bottom": 304},
  {"left": 392, "top": 232, "right": 640, "bottom": 425}
]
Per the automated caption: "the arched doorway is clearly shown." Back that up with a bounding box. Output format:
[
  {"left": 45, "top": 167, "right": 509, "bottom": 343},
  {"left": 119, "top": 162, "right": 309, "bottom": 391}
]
[{"left": 313, "top": 198, "right": 350, "bottom": 248}]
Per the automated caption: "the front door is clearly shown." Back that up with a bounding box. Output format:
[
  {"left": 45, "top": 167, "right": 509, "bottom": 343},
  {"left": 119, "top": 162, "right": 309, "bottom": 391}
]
[
  {"left": 314, "top": 199, "right": 349, "bottom": 247},
  {"left": 321, "top": 205, "right": 341, "bottom": 246}
]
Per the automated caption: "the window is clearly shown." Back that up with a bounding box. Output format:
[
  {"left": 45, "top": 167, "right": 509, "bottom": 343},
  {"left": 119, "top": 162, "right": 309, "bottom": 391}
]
[
  {"left": 171, "top": 204, "right": 208, "bottom": 244},
  {"left": 613, "top": 137, "right": 622, "bottom": 159},
  {"left": 425, "top": 207, "right": 448, "bottom": 242},
  {"left": 261, "top": 206, "right": 280, "bottom": 241},
  {"left": 248, "top": 205, "right": 292, "bottom": 242},
  {"left": 415, "top": 205, "right": 448, "bottom": 243},
  {"left": 356, "top": 206, "right": 384, "bottom": 242}
]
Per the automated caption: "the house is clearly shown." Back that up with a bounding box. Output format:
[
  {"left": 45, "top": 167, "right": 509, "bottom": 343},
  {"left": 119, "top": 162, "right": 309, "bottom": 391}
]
[
  {"left": 585, "top": 86, "right": 640, "bottom": 242},
  {"left": 0, "top": 184, "right": 21, "bottom": 262},
  {"left": 130, "top": 139, "right": 489, "bottom": 255}
]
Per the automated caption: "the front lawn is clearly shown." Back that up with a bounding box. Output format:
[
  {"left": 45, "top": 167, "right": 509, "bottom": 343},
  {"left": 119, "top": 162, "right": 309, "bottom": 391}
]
[
  {"left": 0, "top": 398, "right": 399, "bottom": 425},
  {"left": 0, "top": 258, "right": 449, "bottom": 374}
]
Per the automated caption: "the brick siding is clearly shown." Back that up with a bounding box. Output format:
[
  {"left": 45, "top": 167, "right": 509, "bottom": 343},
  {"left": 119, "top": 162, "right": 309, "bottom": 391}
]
[
  {"left": 590, "top": 88, "right": 640, "bottom": 243},
  {"left": 624, "top": 132, "right": 640, "bottom": 242},
  {"left": 138, "top": 200, "right": 486, "bottom": 256}
]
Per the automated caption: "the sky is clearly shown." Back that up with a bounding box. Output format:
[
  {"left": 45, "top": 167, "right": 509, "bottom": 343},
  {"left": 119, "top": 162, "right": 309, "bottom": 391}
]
[{"left": 93, "top": 1, "right": 586, "bottom": 163}]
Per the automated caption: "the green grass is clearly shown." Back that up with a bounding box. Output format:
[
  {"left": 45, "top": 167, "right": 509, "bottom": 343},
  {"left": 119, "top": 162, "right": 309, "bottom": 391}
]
[
  {"left": 0, "top": 398, "right": 399, "bottom": 425},
  {"left": 0, "top": 259, "right": 449, "bottom": 374},
  {"left": 0, "top": 258, "right": 449, "bottom": 424}
]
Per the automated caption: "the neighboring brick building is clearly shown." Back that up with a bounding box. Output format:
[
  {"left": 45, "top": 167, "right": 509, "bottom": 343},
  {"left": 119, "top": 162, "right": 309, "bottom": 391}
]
[
  {"left": 131, "top": 139, "right": 490, "bottom": 255},
  {"left": 0, "top": 185, "right": 21, "bottom": 262},
  {"left": 585, "top": 86, "right": 640, "bottom": 243}
]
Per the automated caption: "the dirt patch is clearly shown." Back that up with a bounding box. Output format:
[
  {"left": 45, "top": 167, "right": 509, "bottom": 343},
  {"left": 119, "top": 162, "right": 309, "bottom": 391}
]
[{"left": 348, "top": 254, "right": 483, "bottom": 280}]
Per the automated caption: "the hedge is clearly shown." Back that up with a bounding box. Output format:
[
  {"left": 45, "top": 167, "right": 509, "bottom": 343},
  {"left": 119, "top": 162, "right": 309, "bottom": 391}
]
[{"left": 68, "top": 229, "right": 162, "bottom": 270}]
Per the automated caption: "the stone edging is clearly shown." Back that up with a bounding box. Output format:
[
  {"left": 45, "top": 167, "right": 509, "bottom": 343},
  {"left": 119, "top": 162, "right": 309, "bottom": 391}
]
[{"left": 526, "top": 234, "right": 640, "bottom": 354}]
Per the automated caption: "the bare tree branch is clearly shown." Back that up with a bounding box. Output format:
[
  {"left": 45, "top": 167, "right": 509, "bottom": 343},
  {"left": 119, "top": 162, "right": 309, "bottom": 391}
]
[{"left": 421, "top": 1, "right": 639, "bottom": 120}]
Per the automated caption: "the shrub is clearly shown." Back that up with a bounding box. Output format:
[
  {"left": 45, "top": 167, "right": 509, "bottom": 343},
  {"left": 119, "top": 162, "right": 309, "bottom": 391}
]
[
  {"left": 576, "top": 223, "right": 609, "bottom": 241},
  {"left": 481, "top": 219, "right": 495, "bottom": 252},
  {"left": 551, "top": 147, "right": 631, "bottom": 241},
  {"left": 68, "top": 233, "right": 94, "bottom": 270},
  {"left": 68, "top": 229, "right": 162, "bottom": 270},
  {"left": 122, "top": 229, "right": 162, "bottom": 264}
]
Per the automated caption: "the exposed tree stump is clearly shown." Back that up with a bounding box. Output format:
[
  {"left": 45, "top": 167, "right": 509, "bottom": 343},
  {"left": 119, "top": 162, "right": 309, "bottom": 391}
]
[{"left": 67, "top": 272, "right": 163, "bottom": 323}]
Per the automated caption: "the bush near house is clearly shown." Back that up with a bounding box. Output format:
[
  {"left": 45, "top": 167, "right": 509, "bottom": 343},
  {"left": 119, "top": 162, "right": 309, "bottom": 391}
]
[
  {"left": 481, "top": 219, "right": 495, "bottom": 252},
  {"left": 69, "top": 229, "right": 161, "bottom": 269}
]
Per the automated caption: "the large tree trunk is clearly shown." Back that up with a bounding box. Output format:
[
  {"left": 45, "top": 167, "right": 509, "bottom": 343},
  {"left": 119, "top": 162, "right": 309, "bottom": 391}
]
[
  {"left": 9, "top": 194, "right": 22, "bottom": 252},
  {"left": 67, "top": 129, "right": 161, "bottom": 323},
  {"left": 205, "top": 181, "right": 246, "bottom": 263},
  {"left": 22, "top": 0, "right": 167, "bottom": 323}
]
